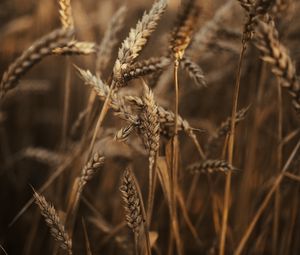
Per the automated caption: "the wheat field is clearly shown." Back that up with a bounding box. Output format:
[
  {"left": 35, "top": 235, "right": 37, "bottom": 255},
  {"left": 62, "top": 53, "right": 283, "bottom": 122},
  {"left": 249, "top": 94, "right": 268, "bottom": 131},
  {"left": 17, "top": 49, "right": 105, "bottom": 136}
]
[{"left": 0, "top": 0, "right": 300, "bottom": 254}]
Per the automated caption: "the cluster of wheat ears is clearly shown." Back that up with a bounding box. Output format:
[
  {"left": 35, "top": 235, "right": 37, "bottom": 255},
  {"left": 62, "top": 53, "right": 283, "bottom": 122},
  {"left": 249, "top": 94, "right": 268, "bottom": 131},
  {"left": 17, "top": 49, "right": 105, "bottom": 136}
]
[{"left": 0, "top": 0, "right": 300, "bottom": 254}]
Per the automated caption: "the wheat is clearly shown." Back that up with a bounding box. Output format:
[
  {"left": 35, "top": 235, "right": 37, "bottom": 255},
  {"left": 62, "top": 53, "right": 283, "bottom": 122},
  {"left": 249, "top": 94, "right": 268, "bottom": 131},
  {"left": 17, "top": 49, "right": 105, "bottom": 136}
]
[
  {"left": 254, "top": 20, "right": 300, "bottom": 112},
  {"left": 58, "top": 0, "right": 74, "bottom": 29},
  {"left": 76, "top": 67, "right": 201, "bottom": 139},
  {"left": 114, "top": 123, "right": 136, "bottom": 142},
  {"left": 53, "top": 41, "right": 97, "bottom": 55},
  {"left": 187, "top": 159, "right": 237, "bottom": 174},
  {"left": 33, "top": 191, "right": 72, "bottom": 254},
  {"left": 238, "top": 0, "right": 255, "bottom": 12},
  {"left": 120, "top": 169, "right": 144, "bottom": 233},
  {"left": 121, "top": 57, "right": 170, "bottom": 84},
  {"left": 189, "top": 0, "right": 235, "bottom": 57},
  {"left": 215, "top": 106, "right": 249, "bottom": 138},
  {"left": 21, "top": 147, "right": 63, "bottom": 166},
  {"left": 78, "top": 152, "right": 104, "bottom": 194},
  {"left": 96, "top": 6, "right": 127, "bottom": 76},
  {"left": 170, "top": 0, "right": 200, "bottom": 60},
  {"left": 113, "top": 0, "right": 167, "bottom": 83},
  {"left": 138, "top": 83, "right": 160, "bottom": 167},
  {"left": 180, "top": 56, "right": 206, "bottom": 88},
  {"left": 0, "top": 28, "right": 74, "bottom": 99}
]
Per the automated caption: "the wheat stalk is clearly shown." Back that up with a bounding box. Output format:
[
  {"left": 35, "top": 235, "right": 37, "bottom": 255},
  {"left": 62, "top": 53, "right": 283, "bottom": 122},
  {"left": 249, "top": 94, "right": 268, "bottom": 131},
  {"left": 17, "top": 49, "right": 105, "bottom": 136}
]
[
  {"left": 0, "top": 28, "right": 74, "bottom": 99},
  {"left": 33, "top": 190, "right": 72, "bottom": 254}
]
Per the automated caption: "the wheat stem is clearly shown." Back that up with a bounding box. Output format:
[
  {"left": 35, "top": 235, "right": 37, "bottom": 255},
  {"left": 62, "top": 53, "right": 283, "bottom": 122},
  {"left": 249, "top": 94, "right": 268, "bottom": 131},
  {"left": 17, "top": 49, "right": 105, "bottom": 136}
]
[{"left": 219, "top": 43, "right": 246, "bottom": 255}]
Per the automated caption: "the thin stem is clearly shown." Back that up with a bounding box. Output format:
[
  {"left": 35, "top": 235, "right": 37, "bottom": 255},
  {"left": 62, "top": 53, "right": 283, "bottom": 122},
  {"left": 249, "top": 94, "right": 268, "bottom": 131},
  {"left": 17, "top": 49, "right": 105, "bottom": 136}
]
[
  {"left": 219, "top": 43, "right": 246, "bottom": 255},
  {"left": 146, "top": 153, "right": 158, "bottom": 226},
  {"left": 284, "top": 172, "right": 300, "bottom": 182},
  {"left": 87, "top": 81, "right": 115, "bottom": 158},
  {"left": 234, "top": 139, "right": 300, "bottom": 255},
  {"left": 273, "top": 78, "right": 283, "bottom": 254},
  {"left": 171, "top": 59, "right": 183, "bottom": 255},
  {"left": 82, "top": 218, "right": 93, "bottom": 255},
  {"left": 131, "top": 169, "right": 151, "bottom": 255},
  {"left": 134, "top": 233, "right": 139, "bottom": 255},
  {"left": 62, "top": 57, "right": 71, "bottom": 149}
]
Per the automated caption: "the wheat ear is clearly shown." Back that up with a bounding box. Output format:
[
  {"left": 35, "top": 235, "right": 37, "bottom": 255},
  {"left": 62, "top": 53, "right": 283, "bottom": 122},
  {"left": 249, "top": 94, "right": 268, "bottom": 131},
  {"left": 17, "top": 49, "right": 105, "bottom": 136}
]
[
  {"left": 113, "top": 0, "right": 167, "bottom": 84},
  {"left": 33, "top": 190, "right": 72, "bottom": 254},
  {"left": 0, "top": 28, "right": 74, "bottom": 99},
  {"left": 65, "top": 152, "right": 104, "bottom": 235},
  {"left": 120, "top": 168, "right": 151, "bottom": 255},
  {"left": 254, "top": 20, "right": 300, "bottom": 112},
  {"left": 187, "top": 159, "right": 238, "bottom": 174},
  {"left": 58, "top": 0, "right": 74, "bottom": 29}
]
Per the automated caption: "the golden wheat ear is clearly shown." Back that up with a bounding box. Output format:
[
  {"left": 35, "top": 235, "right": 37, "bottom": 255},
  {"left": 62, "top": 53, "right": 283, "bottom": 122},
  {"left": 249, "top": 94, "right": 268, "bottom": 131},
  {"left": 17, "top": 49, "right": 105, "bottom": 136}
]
[
  {"left": 170, "top": 0, "right": 201, "bottom": 61},
  {"left": 113, "top": 0, "right": 167, "bottom": 85},
  {"left": 58, "top": 0, "right": 74, "bottom": 29},
  {"left": 120, "top": 168, "right": 151, "bottom": 255},
  {"left": 187, "top": 159, "right": 239, "bottom": 175},
  {"left": 32, "top": 187, "right": 72, "bottom": 255},
  {"left": 254, "top": 19, "right": 300, "bottom": 113}
]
